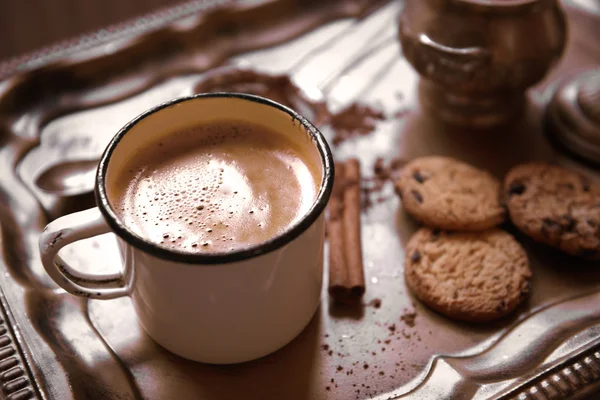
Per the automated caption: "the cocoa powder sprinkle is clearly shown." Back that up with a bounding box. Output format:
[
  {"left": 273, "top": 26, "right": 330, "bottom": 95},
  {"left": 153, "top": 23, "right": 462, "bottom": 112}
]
[
  {"left": 330, "top": 103, "right": 386, "bottom": 146},
  {"left": 369, "top": 298, "right": 382, "bottom": 308},
  {"left": 361, "top": 157, "right": 406, "bottom": 211},
  {"left": 400, "top": 310, "right": 417, "bottom": 327}
]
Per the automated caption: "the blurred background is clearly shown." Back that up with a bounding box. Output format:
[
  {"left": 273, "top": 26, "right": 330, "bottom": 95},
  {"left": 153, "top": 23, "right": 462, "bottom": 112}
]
[
  {"left": 0, "top": 0, "right": 598, "bottom": 64},
  {"left": 0, "top": 0, "right": 188, "bottom": 62}
]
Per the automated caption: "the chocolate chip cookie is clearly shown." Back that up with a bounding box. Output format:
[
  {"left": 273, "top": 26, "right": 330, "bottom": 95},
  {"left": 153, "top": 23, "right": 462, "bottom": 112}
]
[
  {"left": 404, "top": 228, "right": 532, "bottom": 322},
  {"left": 504, "top": 163, "right": 600, "bottom": 259},
  {"left": 395, "top": 156, "right": 506, "bottom": 231}
]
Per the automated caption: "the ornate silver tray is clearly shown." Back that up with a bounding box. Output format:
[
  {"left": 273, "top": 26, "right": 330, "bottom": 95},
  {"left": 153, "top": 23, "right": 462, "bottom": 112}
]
[{"left": 1, "top": 0, "right": 600, "bottom": 398}]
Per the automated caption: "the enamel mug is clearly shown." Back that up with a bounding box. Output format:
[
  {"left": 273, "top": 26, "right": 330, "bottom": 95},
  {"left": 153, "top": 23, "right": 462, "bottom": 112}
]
[{"left": 39, "top": 93, "right": 334, "bottom": 364}]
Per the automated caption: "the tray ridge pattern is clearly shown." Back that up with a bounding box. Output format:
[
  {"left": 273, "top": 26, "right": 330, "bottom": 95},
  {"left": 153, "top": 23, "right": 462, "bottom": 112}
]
[
  {"left": 506, "top": 350, "right": 600, "bottom": 400},
  {"left": 0, "top": 0, "right": 232, "bottom": 80},
  {"left": 0, "top": 295, "right": 39, "bottom": 400}
]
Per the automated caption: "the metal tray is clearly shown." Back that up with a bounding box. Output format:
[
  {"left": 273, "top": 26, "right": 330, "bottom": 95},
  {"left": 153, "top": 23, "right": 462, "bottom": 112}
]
[{"left": 1, "top": 0, "right": 600, "bottom": 398}]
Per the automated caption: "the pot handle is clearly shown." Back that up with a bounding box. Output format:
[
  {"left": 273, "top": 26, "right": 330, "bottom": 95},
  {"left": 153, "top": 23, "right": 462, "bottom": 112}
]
[
  {"left": 417, "top": 33, "right": 491, "bottom": 64},
  {"left": 401, "top": 28, "right": 493, "bottom": 83}
]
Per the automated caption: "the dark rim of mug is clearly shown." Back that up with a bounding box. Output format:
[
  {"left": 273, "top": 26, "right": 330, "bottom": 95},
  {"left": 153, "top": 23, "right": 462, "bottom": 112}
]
[{"left": 95, "top": 92, "right": 334, "bottom": 265}]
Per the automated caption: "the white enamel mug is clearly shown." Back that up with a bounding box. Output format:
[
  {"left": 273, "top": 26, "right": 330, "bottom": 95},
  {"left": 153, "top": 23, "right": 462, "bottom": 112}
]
[{"left": 38, "top": 93, "right": 334, "bottom": 364}]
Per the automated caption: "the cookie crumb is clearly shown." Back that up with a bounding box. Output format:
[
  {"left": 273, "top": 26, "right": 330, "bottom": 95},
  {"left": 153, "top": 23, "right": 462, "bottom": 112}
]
[
  {"left": 370, "top": 298, "right": 382, "bottom": 308},
  {"left": 361, "top": 157, "right": 406, "bottom": 211},
  {"left": 400, "top": 310, "right": 417, "bottom": 327}
]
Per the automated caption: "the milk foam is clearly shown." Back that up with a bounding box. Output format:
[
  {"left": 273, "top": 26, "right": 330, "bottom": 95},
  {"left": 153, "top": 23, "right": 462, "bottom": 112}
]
[{"left": 111, "top": 121, "right": 319, "bottom": 253}]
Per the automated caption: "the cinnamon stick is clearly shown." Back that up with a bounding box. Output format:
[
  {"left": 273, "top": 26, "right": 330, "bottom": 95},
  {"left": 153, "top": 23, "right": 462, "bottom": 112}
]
[
  {"left": 342, "top": 159, "right": 365, "bottom": 299},
  {"left": 327, "top": 159, "right": 365, "bottom": 304},
  {"left": 328, "top": 162, "right": 348, "bottom": 301}
]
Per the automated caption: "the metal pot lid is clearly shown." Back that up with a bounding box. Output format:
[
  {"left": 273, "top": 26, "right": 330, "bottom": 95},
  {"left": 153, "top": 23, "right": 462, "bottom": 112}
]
[{"left": 547, "top": 69, "right": 600, "bottom": 165}]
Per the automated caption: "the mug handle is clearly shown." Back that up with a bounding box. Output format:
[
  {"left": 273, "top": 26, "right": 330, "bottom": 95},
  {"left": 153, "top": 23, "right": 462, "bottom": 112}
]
[{"left": 39, "top": 207, "right": 132, "bottom": 299}]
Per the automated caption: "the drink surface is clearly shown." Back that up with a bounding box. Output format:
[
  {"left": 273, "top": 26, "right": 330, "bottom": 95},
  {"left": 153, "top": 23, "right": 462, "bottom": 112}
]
[{"left": 111, "top": 120, "right": 320, "bottom": 254}]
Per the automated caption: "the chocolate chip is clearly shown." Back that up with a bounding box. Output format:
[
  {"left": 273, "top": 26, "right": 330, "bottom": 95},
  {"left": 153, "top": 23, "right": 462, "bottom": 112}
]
[
  {"left": 587, "top": 219, "right": 597, "bottom": 228},
  {"left": 541, "top": 218, "right": 562, "bottom": 238},
  {"left": 562, "top": 215, "right": 577, "bottom": 232},
  {"left": 412, "top": 170, "right": 427, "bottom": 183},
  {"left": 411, "top": 251, "right": 421, "bottom": 263},
  {"left": 543, "top": 218, "right": 560, "bottom": 227},
  {"left": 507, "top": 181, "right": 526, "bottom": 196},
  {"left": 558, "top": 183, "right": 575, "bottom": 191},
  {"left": 411, "top": 190, "right": 423, "bottom": 203},
  {"left": 432, "top": 228, "right": 441, "bottom": 236}
]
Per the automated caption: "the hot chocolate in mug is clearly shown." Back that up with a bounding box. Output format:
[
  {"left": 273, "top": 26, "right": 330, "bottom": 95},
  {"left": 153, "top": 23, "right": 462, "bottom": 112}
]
[{"left": 39, "top": 93, "right": 334, "bottom": 364}]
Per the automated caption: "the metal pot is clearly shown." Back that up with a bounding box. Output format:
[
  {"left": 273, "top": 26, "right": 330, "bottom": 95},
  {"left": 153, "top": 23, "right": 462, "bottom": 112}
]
[{"left": 399, "top": 0, "right": 567, "bottom": 128}]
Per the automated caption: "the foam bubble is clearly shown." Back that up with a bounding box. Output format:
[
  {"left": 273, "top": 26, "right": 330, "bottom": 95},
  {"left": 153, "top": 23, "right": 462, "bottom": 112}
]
[{"left": 113, "top": 120, "right": 318, "bottom": 254}]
